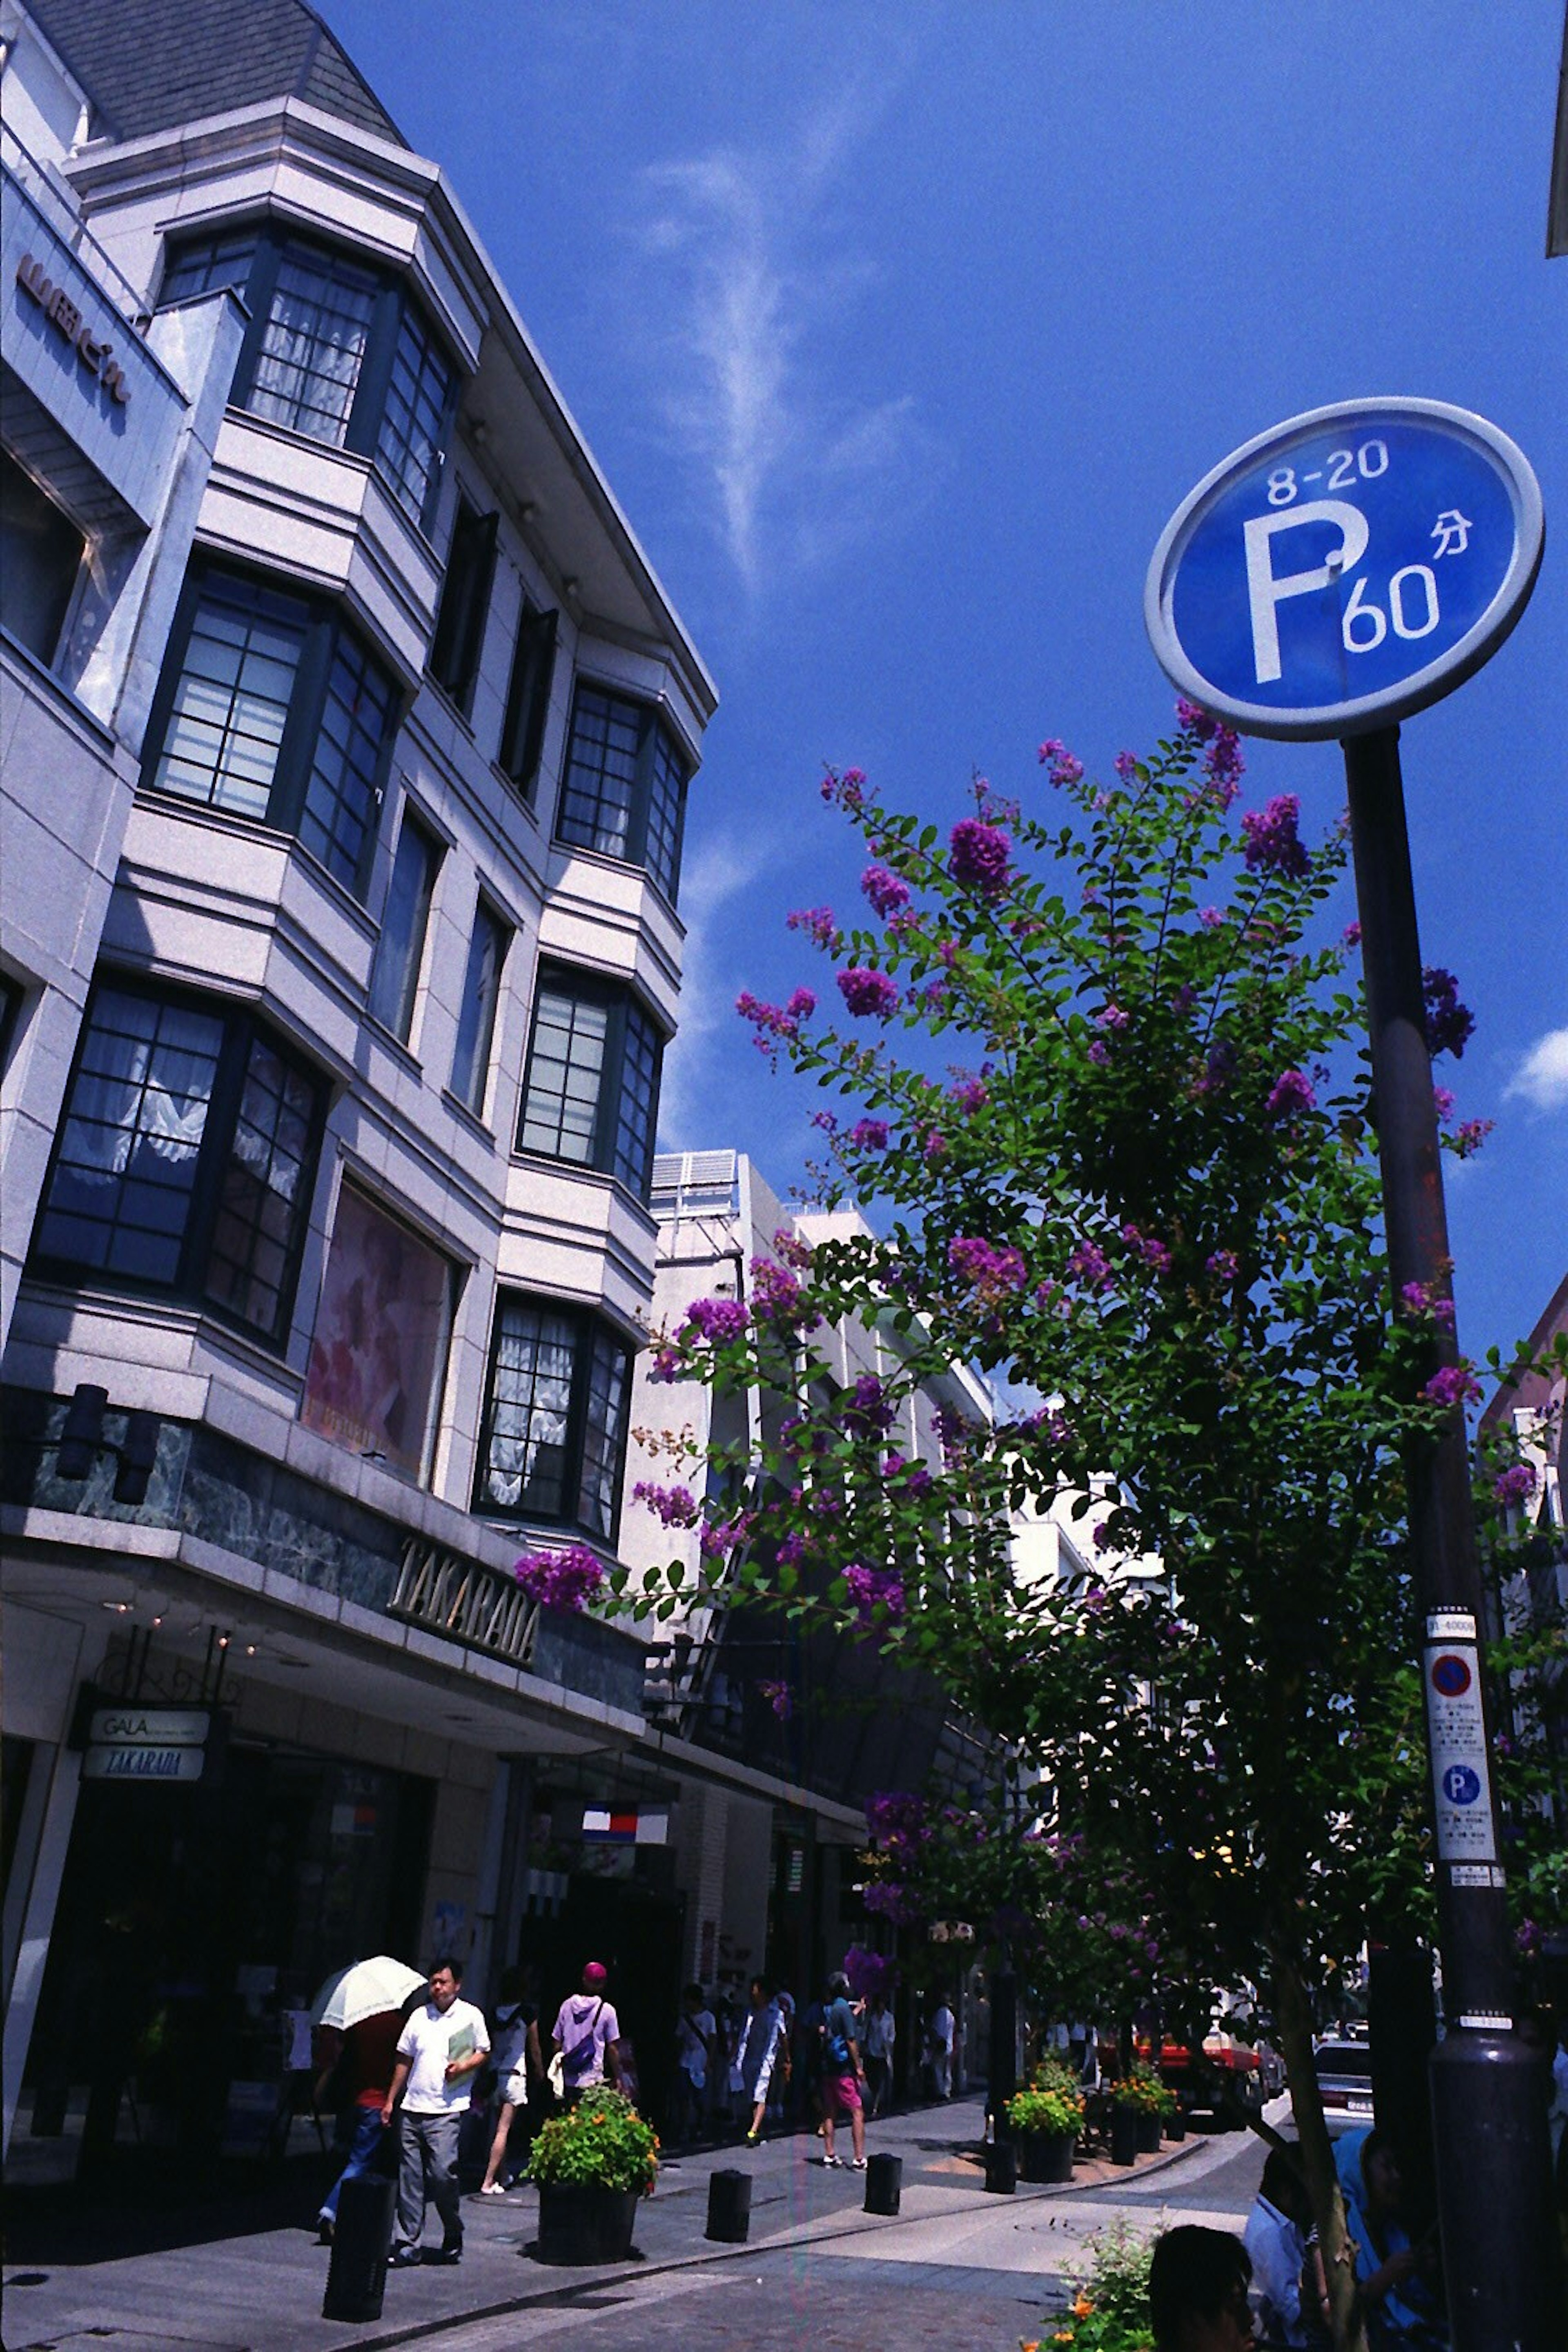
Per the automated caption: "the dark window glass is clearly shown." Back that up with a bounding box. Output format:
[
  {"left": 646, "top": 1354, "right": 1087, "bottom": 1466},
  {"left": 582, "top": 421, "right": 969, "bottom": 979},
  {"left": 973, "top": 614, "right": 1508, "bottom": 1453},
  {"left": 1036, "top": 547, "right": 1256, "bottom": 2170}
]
[
  {"left": 368, "top": 811, "right": 439, "bottom": 1041},
  {"left": 429, "top": 500, "right": 498, "bottom": 713},
  {"left": 159, "top": 225, "right": 455, "bottom": 523},
  {"left": 151, "top": 572, "right": 307, "bottom": 817},
  {"left": 144, "top": 566, "right": 396, "bottom": 897},
  {"left": 450, "top": 900, "right": 508, "bottom": 1115},
  {"left": 497, "top": 604, "right": 557, "bottom": 795},
  {"left": 612, "top": 1000, "right": 661, "bottom": 1194},
  {"left": 204, "top": 1034, "right": 317, "bottom": 1334},
  {"left": 1, "top": 448, "right": 85, "bottom": 666},
  {"left": 517, "top": 968, "right": 662, "bottom": 1196},
  {"left": 557, "top": 685, "right": 689, "bottom": 903},
  {"left": 476, "top": 1294, "right": 629, "bottom": 1540},
  {"left": 301, "top": 629, "right": 397, "bottom": 887},
  {"left": 376, "top": 301, "right": 453, "bottom": 528},
  {"left": 249, "top": 242, "right": 376, "bottom": 448},
  {"left": 31, "top": 984, "right": 321, "bottom": 1342},
  {"left": 158, "top": 227, "right": 257, "bottom": 303}
]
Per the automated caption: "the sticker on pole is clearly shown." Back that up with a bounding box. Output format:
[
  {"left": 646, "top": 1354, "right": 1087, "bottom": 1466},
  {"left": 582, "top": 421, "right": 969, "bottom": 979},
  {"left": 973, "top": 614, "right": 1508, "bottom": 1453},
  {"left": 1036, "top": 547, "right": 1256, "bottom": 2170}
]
[
  {"left": 1423, "top": 1639, "right": 1497, "bottom": 1864},
  {"left": 1145, "top": 398, "right": 1543, "bottom": 740}
]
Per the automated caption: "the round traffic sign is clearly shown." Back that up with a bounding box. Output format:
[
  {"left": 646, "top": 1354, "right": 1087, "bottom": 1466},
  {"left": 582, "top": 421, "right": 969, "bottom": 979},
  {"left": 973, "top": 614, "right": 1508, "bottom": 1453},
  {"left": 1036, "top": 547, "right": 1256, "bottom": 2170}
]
[{"left": 1145, "top": 398, "right": 1543, "bottom": 740}]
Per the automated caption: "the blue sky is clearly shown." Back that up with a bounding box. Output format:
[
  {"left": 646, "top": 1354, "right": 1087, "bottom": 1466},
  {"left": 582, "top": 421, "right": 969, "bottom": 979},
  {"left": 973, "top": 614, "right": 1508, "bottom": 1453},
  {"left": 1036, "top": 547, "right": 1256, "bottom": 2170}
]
[{"left": 327, "top": 0, "right": 1566, "bottom": 1370}]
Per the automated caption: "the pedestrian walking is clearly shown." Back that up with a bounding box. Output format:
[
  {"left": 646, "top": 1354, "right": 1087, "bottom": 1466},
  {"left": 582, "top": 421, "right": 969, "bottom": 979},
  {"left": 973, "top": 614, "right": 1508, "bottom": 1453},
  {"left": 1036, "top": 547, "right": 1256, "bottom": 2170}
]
[
  {"left": 478, "top": 1965, "right": 542, "bottom": 2194},
  {"left": 673, "top": 1982, "right": 715, "bottom": 2143},
  {"left": 817, "top": 1969, "right": 868, "bottom": 2170},
  {"left": 924, "top": 1995, "right": 955, "bottom": 2098},
  {"left": 862, "top": 1990, "right": 895, "bottom": 2116},
  {"left": 550, "top": 1961, "right": 622, "bottom": 2103},
  {"left": 383, "top": 1957, "right": 489, "bottom": 2267},
  {"left": 731, "top": 1976, "right": 787, "bottom": 2147}
]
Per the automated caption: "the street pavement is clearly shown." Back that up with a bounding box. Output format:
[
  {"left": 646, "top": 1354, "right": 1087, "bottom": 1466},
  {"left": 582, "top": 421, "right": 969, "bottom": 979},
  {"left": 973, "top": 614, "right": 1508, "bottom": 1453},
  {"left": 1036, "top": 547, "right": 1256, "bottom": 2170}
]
[{"left": 2, "top": 2096, "right": 1274, "bottom": 2352}]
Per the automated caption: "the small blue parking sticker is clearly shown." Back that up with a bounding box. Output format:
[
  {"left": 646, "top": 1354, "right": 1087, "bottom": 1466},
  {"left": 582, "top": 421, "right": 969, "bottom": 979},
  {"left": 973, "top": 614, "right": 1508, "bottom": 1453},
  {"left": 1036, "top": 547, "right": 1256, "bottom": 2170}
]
[{"left": 1146, "top": 399, "right": 1542, "bottom": 739}]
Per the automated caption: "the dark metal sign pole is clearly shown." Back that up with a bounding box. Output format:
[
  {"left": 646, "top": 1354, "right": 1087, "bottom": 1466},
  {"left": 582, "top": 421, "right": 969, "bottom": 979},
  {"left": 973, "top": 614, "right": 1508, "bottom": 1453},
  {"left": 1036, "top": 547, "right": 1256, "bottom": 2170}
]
[{"left": 1343, "top": 722, "right": 1562, "bottom": 2350}]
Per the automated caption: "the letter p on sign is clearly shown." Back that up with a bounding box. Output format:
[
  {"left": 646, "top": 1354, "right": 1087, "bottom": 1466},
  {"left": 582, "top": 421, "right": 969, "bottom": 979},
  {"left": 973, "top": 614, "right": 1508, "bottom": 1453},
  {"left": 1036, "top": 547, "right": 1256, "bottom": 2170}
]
[{"left": 1243, "top": 500, "right": 1369, "bottom": 684}]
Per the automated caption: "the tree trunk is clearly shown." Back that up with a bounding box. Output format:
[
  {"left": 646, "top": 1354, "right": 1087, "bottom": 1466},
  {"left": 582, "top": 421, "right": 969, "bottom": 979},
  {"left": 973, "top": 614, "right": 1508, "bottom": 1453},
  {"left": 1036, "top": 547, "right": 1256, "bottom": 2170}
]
[{"left": 1273, "top": 1950, "right": 1370, "bottom": 2352}]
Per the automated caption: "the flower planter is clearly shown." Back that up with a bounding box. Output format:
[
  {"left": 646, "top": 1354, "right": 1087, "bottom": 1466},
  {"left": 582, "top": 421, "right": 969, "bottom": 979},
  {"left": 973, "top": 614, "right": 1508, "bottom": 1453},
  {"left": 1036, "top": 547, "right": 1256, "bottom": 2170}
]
[
  {"left": 1017, "top": 2129, "right": 1075, "bottom": 2185},
  {"left": 1165, "top": 2109, "right": 1186, "bottom": 2143},
  {"left": 534, "top": 2182, "right": 641, "bottom": 2265},
  {"left": 1135, "top": 2111, "right": 1162, "bottom": 2154},
  {"left": 1109, "top": 2105, "right": 1140, "bottom": 2166}
]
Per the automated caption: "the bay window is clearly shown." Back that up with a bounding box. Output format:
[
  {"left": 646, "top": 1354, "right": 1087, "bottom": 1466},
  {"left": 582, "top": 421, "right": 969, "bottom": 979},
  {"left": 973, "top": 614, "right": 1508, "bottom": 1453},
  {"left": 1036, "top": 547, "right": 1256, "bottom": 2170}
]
[
  {"left": 555, "top": 684, "right": 688, "bottom": 904},
  {"left": 474, "top": 1294, "right": 630, "bottom": 1540},
  {"left": 517, "top": 966, "right": 662, "bottom": 1196}
]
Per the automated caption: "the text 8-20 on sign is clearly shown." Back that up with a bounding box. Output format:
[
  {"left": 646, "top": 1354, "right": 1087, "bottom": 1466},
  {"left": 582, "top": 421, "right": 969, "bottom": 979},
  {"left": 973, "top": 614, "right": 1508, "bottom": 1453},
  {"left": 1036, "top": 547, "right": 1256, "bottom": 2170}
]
[{"left": 1145, "top": 398, "right": 1543, "bottom": 741}]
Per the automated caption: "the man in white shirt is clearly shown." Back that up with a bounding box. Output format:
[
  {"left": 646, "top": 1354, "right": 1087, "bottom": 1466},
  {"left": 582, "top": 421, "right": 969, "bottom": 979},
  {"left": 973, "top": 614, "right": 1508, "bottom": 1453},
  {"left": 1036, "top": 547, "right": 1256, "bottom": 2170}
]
[
  {"left": 383, "top": 1956, "right": 488, "bottom": 2266},
  {"left": 928, "top": 2000, "right": 955, "bottom": 2098}
]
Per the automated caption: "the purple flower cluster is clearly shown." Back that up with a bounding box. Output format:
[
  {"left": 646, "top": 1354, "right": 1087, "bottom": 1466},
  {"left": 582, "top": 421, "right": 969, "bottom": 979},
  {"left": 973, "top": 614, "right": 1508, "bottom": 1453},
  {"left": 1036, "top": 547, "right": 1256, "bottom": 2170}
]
[
  {"left": 683, "top": 1295, "right": 748, "bottom": 1345},
  {"left": 1097, "top": 1002, "right": 1130, "bottom": 1033},
  {"left": 1038, "top": 738, "right": 1084, "bottom": 786},
  {"left": 1422, "top": 967, "right": 1475, "bottom": 1060},
  {"left": 633, "top": 1480, "right": 700, "bottom": 1527},
  {"left": 862, "top": 864, "right": 911, "bottom": 919},
  {"left": 750, "top": 1254, "right": 818, "bottom": 1332},
  {"left": 845, "top": 1117, "right": 889, "bottom": 1152},
  {"left": 1423, "top": 1363, "right": 1482, "bottom": 1410},
  {"left": 845, "top": 1563, "right": 905, "bottom": 1621},
  {"left": 837, "top": 967, "right": 900, "bottom": 1019},
  {"left": 948, "top": 1234, "right": 1028, "bottom": 1300},
  {"left": 1400, "top": 1280, "right": 1455, "bottom": 1330},
  {"left": 700, "top": 1512, "right": 756, "bottom": 1558},
  {"left": 1068, "top": 1239, "right": 1113, "bottom": 1292},
  {"left": 1121, "top": 1223, "right": 1172, "bottom": 1274},
  {"left": 844, "top": 1372, "right": 895, "bottom": 1436},
  {"left": 1265, "top": 1067, "right": 1317, "bottom": 1120},
  {"left": 1206, "top": 1248, "right": 1240, "bottom": 1283},
  {"left": 1451, "top": 1117, "right": 1492, "bottom": 1157},
  {"left": 736, "top": 987, "right": 815, "bottom": 1060},
  {"left": 1202, "top": 724, "right": 1244, "bottom": 806},
  {"left": 865, "top": 1788, "right": 929, "bottom": 1845},
  {"left": 1493, "top": 1462, "right": 1537, "bottom": 1508},
  {"left": 862, "top": 1879, "right": 922, "bottom": 1926},
  {"left": 757, "top": 1677, "right": 793, "bottom": 1721},
  {"left": 948, "top": 817, "right": 1011, "bottom": 897},
  {"left": 514, "top": 1545, "right": 605, "bottom": 1612},
  {"left": 820, "top": 766, "right": 868, "bottom": 812},
  {"left": 1175, "top": 697, "right": 1219, "bottom": 742},
  {"left": 786, "top": 905, "right": 837, "bottom": 946},
  {"left": 1241, "top": 794, "right": 1311, "bottom": 881},
  {"left": 950, "top": 1075, "right": 989, "bottom": 1114},
  {"left": 1113, "top": 750, "right": 1139, "bottom": 784}
]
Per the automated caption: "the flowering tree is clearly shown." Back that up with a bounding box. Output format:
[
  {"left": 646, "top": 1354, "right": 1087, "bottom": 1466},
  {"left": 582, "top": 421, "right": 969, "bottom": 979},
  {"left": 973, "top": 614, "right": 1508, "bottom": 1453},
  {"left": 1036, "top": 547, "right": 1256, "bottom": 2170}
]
[{"left": 618, "top": 711, "right": 1504, "bottom": 2351}]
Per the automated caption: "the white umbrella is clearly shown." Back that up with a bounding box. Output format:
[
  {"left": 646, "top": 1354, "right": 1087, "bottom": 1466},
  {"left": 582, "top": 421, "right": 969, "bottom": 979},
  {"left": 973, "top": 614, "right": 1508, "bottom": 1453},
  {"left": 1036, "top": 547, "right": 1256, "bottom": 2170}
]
[{"left": 312, "top": 1955, "right": 427, "bottom": 2031}]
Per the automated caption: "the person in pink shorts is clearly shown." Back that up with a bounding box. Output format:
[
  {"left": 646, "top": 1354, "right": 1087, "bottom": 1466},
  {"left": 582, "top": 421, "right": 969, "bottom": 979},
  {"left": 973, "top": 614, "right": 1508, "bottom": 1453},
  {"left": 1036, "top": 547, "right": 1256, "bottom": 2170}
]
[{"left": 818, "top": 1970, "right": 867, "bottom": 2169}]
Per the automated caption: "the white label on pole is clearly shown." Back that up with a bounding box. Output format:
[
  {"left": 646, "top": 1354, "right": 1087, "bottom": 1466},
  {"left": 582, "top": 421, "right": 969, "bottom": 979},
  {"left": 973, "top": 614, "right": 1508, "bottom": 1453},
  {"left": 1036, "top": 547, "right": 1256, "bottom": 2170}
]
[
  {"left": 1423, "top": 1642, "right": 1497, "bottom": 1861},
  {"left": 1449, "top": 1863, "right": 1505, "bottom": 1889},
  {"left": 1425, "top": 1610, "right": 1476, "bottom": 1641}
]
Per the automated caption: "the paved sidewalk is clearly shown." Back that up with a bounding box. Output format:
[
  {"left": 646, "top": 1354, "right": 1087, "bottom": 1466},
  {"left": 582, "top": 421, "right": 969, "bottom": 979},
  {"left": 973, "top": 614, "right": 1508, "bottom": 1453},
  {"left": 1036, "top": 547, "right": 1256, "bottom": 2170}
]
[{"left": 2, "top": 2098, "right": 1212, "bottom": 2352}]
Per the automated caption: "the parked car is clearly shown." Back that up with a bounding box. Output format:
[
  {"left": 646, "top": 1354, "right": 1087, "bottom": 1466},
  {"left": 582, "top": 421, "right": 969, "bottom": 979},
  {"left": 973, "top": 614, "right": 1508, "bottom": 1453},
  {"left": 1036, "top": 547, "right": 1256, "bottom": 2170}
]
[
  {"left": 1141, "top": 2027, "right": 1265, "bottom": 2123},
  {"left": 1314, "top": 2035, "right": 1375, "bottom": 2123}
]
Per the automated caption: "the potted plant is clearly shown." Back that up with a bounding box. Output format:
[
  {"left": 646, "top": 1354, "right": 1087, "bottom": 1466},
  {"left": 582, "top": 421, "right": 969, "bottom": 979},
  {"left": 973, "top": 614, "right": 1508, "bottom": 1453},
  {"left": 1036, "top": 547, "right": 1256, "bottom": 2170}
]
[
  {"left": 1110, "top": 2065, "right": 1176, "bottom": 2158},
  {"left": 525, "top": 2088, "right": 659, "bottom": 2264},
  {"left": 1005, "top": 2071, "right": 1084, "bottom": 2185}
]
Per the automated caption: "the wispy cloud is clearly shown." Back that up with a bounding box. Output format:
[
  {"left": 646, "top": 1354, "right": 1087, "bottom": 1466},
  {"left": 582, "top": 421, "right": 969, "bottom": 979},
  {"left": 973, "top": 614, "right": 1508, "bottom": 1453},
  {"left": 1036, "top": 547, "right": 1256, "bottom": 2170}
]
[
  {"left": 631, "top": 87, "right": 935, "bottom": 595},
  {"left": 1505, "top": 1025, "right": 1568, "bottom": 1112},
  {"left": 657, "top": 832, "right": 772, "bottom": 1147}
]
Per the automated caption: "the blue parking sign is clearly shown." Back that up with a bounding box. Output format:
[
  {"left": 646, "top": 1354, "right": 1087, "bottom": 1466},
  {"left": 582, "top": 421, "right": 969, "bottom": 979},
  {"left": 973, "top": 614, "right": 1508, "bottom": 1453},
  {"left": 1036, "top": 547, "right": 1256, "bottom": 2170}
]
[{"left": 1145, "top": 399, "right": 1542, "bottom": 740}]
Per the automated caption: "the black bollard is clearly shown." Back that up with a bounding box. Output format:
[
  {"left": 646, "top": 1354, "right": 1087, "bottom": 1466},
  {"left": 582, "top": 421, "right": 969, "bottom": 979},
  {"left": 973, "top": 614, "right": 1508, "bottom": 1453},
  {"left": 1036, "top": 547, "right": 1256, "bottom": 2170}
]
[
  {"left": 863, "top": 2152, "right": 901, "bottom": 2215},
  {"left": 323, "top": 2171, "right": 396, "bottom": 2321},
  {"left": 984, "top": 2138, "right": 1017, "bottom": 2194},
  {"left": 705, "top": 2167, "right": 751, "bottom": 2243}
]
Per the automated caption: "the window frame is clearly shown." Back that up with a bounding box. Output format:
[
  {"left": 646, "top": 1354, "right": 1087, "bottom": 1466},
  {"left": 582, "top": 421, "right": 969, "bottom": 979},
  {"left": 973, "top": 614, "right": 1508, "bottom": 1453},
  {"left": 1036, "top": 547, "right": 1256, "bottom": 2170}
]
[
  {"left": 158, "top": 220, "right": 459, "bottom": 533},
  {"left": 428, "top": 496, "right": 499, "bottom": 715},
  {"left": 496, "top": 601, "right": 558, "bottom": 796},
  {"left": 140, "top": 558, "right": 400, "bottom": 901},
  {"left": 515, "top": 962, "right": 664, "bottom": 1198},
  {"left": 555, "top": 681, "right": 690, "bottom": 905},
  {"left": 472, "top": 1289, "right": 632, "bottom": 1542},
  {"left": 368, "top": 804, "right": 441, "bottom": 1043},
  {"left": 29, "top": 976, "right": 325, "bottom": 1348},
  {"left": 449, "top": 895, "right": 509, "bottom": 1118}
]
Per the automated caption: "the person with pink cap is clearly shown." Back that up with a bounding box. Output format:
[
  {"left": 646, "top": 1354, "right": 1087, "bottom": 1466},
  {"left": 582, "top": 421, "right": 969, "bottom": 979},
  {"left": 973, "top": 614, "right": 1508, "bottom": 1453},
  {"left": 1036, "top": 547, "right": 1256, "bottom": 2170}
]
[{"left": 551, "top": 1962, "right": 622, "bottom": 2105}]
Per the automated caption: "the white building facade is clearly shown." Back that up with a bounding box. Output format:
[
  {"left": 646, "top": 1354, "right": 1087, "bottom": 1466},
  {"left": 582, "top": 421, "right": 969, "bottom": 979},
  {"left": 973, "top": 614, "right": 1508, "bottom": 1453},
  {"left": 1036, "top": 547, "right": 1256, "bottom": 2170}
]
[{"left": 1, "top": 0, "right": 714, "bottom": 2179}]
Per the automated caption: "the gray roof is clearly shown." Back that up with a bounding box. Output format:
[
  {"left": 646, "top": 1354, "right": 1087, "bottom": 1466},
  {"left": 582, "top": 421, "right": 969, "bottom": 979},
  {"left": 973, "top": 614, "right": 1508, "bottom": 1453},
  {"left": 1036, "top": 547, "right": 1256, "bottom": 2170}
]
[{"left": 28, "top": 0, "right": 404, "bottom": 148}]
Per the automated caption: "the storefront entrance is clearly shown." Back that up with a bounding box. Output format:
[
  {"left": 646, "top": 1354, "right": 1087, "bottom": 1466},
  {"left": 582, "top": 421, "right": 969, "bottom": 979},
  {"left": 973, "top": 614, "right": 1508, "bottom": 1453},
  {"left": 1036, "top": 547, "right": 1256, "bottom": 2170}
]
[{"left": 13, "top": 1735, "right": 432, "bottom": 2183}]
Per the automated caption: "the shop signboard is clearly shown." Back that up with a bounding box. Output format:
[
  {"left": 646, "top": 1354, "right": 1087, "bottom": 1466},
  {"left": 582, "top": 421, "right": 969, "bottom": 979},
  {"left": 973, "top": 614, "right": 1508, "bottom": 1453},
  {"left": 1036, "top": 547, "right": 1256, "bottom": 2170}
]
[{"left": 75, "top": 1695, "right": 224, "bottom": 1785}]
